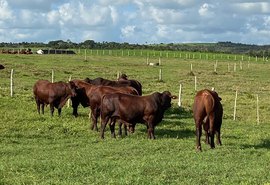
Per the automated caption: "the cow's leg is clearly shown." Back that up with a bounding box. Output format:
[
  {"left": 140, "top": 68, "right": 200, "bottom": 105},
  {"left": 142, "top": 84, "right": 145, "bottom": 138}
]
[
  {"left": 216, "top": 129, "right": 222, "bottom": 146},
  {"left": 118, "top": 121, "right": 123, "bottom": 137},
  {"left": 195, "top": 119, "right": 202, "bottom": 151},
  {"left": 90, "top": 109, "right": 98, "bottom": 131},
  {"left": 58, "top": 108, "right": 62, "bottom": 116},
  {"left": 71, "top": 98, "right": 79, "bottom": 117},
  {"left": 41, "top": 103, "right": 45, "bottom": 114},
  {"left": 209, "top": 113, "right": 215, "bottom": 149},
  {"left": 100, "top": 116, "right": 109, "bottom": 139},
  {"left": 147, "top": 123, "right": 155, "bottom": 139},
  {"left": 109, "top": 120, "right": 116, "bottom": 138},
  {"left": 50, "top": 104, "right": 54, "bottom": 116},
  {"left": 203, "top": 119, "right": 210, "bottom": 145},
  {"left": 129, "top": 124, "right": 135, "bottom": 134},
  {"left": 36, "top": 99, "right": 41, "bottom": 114},
  {"left": 123, "top": 124, "right": 128, "bottom": 136}
]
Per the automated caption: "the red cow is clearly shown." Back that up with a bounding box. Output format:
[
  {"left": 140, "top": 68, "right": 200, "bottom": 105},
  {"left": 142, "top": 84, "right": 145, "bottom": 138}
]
[
  {"left": 71, "top": 80, "right": 139, "bottom": 134},
  {"left": 100, "top": 91, "right": 177, "bottom": 139},
  {"left": 85, "top": 76, "right": 142, "bottom": 96},
  {"left": 71, "top": 77, "right": 142, "bottom": 117},
  {"left": 193, "top": 89, "right": 223, "bottom": 151},
  {"left": 33, "top": 80, "right": 77, "bottom": 116}
]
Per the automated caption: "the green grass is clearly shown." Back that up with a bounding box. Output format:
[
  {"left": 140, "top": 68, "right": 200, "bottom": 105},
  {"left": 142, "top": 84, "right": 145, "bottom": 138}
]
[{"left": 0, "top": 52, "right": 270, "bottom": 184}]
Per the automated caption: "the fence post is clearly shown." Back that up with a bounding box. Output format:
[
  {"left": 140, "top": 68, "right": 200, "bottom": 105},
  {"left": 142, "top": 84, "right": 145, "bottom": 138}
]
[
  {"left": 117, "top": 71, "right": 121, "bottom": 79},
  {"left": 10, "top": 69, "right": 14, "bottom": 97},
  {"left": 194, "top": 76, "right": 197, "bottom": 91},
  {"left": 178, "top": 84, "right": 182, "bottom": 107},
  {"left": 256, "top": 94, "right": 260, "bottom": 124},
  {"left": 51, "top": 70, "right": 54, "bottom": 83},
  {"left": 159, "top": 69, "right": 162, "bottom": 81},
  {"left": 233, "top": 90, "right": 238, "bottom": 121},
  {"left": 67, "top": 75, "right": 72, "bottom": 108}
]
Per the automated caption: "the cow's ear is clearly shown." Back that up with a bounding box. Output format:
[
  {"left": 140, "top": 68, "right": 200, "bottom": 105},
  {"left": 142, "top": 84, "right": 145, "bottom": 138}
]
[
  {"left": 171, "top": 95, "right": 177, "bottom": 99},
  {"left": 218, "top": 97, "right": 222, "bottom": 101}
]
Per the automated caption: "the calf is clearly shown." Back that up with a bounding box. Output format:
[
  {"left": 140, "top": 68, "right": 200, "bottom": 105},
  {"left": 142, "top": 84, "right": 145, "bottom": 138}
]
[
  {"left": 33, "top": 80, "right": 76, "bottom": 116},
  {"left": 100, "top": 91, "right": 177, "bottom": 139},
  {"left": 193, "top": 89, "right": 223, "bottom": 151}
]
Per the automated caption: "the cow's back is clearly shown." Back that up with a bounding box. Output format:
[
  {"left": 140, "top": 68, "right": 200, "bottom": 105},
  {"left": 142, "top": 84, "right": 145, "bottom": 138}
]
[
  {"left": 90, "top": 85, "right": 139, "bottom": 109},
  {"left": 193, "top": 89, "right": 215, "bottom": 119},
  {"left": 101, "top": 93, "right": 146, "bottom": 123},
  {"left": 33, "top": 80, "right": 70, "bottom": 104},
  {"left": 33, "top": 80, "right": 51, "bottom": 104}
]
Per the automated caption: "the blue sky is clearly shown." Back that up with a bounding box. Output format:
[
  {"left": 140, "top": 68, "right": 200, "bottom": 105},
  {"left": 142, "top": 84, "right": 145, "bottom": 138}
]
[{"left": 0, "top": 0, "right": 270, "bottom": 44}]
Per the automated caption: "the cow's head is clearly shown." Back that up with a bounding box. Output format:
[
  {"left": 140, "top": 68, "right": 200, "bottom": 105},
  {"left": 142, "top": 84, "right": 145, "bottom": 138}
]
[
  {"left": 118, "top": 73, "right": 128, "bottom": 81},
  {"left": 84, "top": 77, "right": 92, "bottom": 84},
  {"left": 160, "top": 91, "right": 177, "bottom": 109},
  {"left": 211, "top": 90, "right": 222, "bottom": 101},
  {"left": 0, "top": 64, "right": 4, "bottom": 70},
  {"left": 68, "top": 81, "right": 77, "bottom": 97}
]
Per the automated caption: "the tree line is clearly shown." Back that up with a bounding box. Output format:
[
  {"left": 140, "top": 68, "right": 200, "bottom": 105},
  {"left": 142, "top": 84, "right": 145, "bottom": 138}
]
[{"left": 0, "top": 40, "right": 269, "bottom": 57}]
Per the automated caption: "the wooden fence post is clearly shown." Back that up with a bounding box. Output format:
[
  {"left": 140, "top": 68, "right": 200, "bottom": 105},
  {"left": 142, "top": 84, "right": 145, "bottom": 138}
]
[
  {"left": 159, "top": 69, "right": 162, "bottom": 81},
  {"left": 67, "top": 75, "right": 72, "bottom": 108},
  {"left": 194, "top": 76, "right": 197, "bottom": 91},
  {"left": 10, "top": 69, "right": 14, "bottom": 97},
  {"left": 257, "top": 94, "right": 260, "bottom": 124},
  {"left": 51, "top": 70, "right": 54, "bottom": 83},
  {"left": 233, "top": 90, "right": 238, "bottom": 121},
  {"left": 178, "top": 84, "right": 182, "bottom": 107}
]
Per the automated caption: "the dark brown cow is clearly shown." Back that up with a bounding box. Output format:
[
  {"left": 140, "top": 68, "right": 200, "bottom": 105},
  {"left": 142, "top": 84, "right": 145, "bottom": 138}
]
[
  {"left": 193, "top": 89, "right": 223, "bottom": 151},
  {"left": 100, "top": 91, "right": 177, "bottom": 139},
  {"left": 0, "top": 64, "right": 4, "bottom": 70},
  {"left": 85, "top": 76, "right": 142, "bottom": 96},
  {"left": 71, "top": 80, "right": 139, "bottom": 133},
  {"left": 33, "top": 80, "right": 77, "bottom": 116}
]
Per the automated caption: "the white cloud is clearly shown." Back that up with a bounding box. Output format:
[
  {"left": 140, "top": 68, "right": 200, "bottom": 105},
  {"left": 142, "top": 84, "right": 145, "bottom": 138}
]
[
  {"left": 0, "top": 0, "right": 269, "bottom": 44},
  {"left": 0, "top": 0, "right": 13, "bottom": 20},
  {"left": 198, "top": 3, "right": 215, "bottom": 17},
  {"left": 232, "top": 2, "right": 270, "bottom": 14},
  {"left": 121, "top": 25, "right": 136, "bottom": 38}
]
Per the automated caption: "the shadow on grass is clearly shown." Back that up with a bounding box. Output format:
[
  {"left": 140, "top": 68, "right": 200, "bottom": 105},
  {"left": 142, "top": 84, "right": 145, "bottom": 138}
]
[
  {"left": 241, "top": 139, "right": 270, "bottom": 149},
  {"left": 155, "top": 128, "right": 194, "bottom": 139},
  {"left": 165, "top": 106, "right": 193, "bottom": 119}
]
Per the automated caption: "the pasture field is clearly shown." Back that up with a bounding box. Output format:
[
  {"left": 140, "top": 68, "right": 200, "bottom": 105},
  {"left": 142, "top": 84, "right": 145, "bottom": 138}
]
[{"left": 0, "top": 51, "right": 270, "bottom": 184}]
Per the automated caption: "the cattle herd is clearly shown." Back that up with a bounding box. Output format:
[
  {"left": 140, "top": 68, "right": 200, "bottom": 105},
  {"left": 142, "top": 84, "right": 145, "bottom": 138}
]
[{"left": 33, "top": 74, "right": 223, "bottom": 151}]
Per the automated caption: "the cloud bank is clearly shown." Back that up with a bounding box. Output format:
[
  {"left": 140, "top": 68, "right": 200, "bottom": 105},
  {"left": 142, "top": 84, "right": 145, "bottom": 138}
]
[{"left": 0, "top": 0, "right": 269, "bottom": 44}]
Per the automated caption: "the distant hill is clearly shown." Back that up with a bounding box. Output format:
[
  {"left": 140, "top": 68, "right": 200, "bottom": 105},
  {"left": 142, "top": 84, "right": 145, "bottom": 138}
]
[
  {"left": 152, "top": 42, "right": 270, "bottom": 57},
  {"left": 0, "top": 41, "right": 269, "bottom": 57}
]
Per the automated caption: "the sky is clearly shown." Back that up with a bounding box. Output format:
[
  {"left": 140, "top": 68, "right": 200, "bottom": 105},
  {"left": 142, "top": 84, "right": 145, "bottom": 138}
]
[{"left": 0, "top": 0, "right": 270, "bottom": 45}]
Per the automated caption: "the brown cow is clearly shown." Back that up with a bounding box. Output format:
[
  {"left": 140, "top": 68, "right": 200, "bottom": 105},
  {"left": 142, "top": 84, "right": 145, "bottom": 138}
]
[
  {"left": 71, "top": 80, "right": 139, "bottom": 133},
  {"left": 33, "top": 80, "right": 77, "bottom": 116},
  {"left": 193, "top": 89, "right": 223, "bottom": 151},
  {"left": 71, "top": 77, "right": 142, "bottom": 117},
  {"left": 85, "top": 76, "right": 142, "bottom": 95},
  {"left": 100, "top": 91, "right": 177, "bottom": 139}
]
